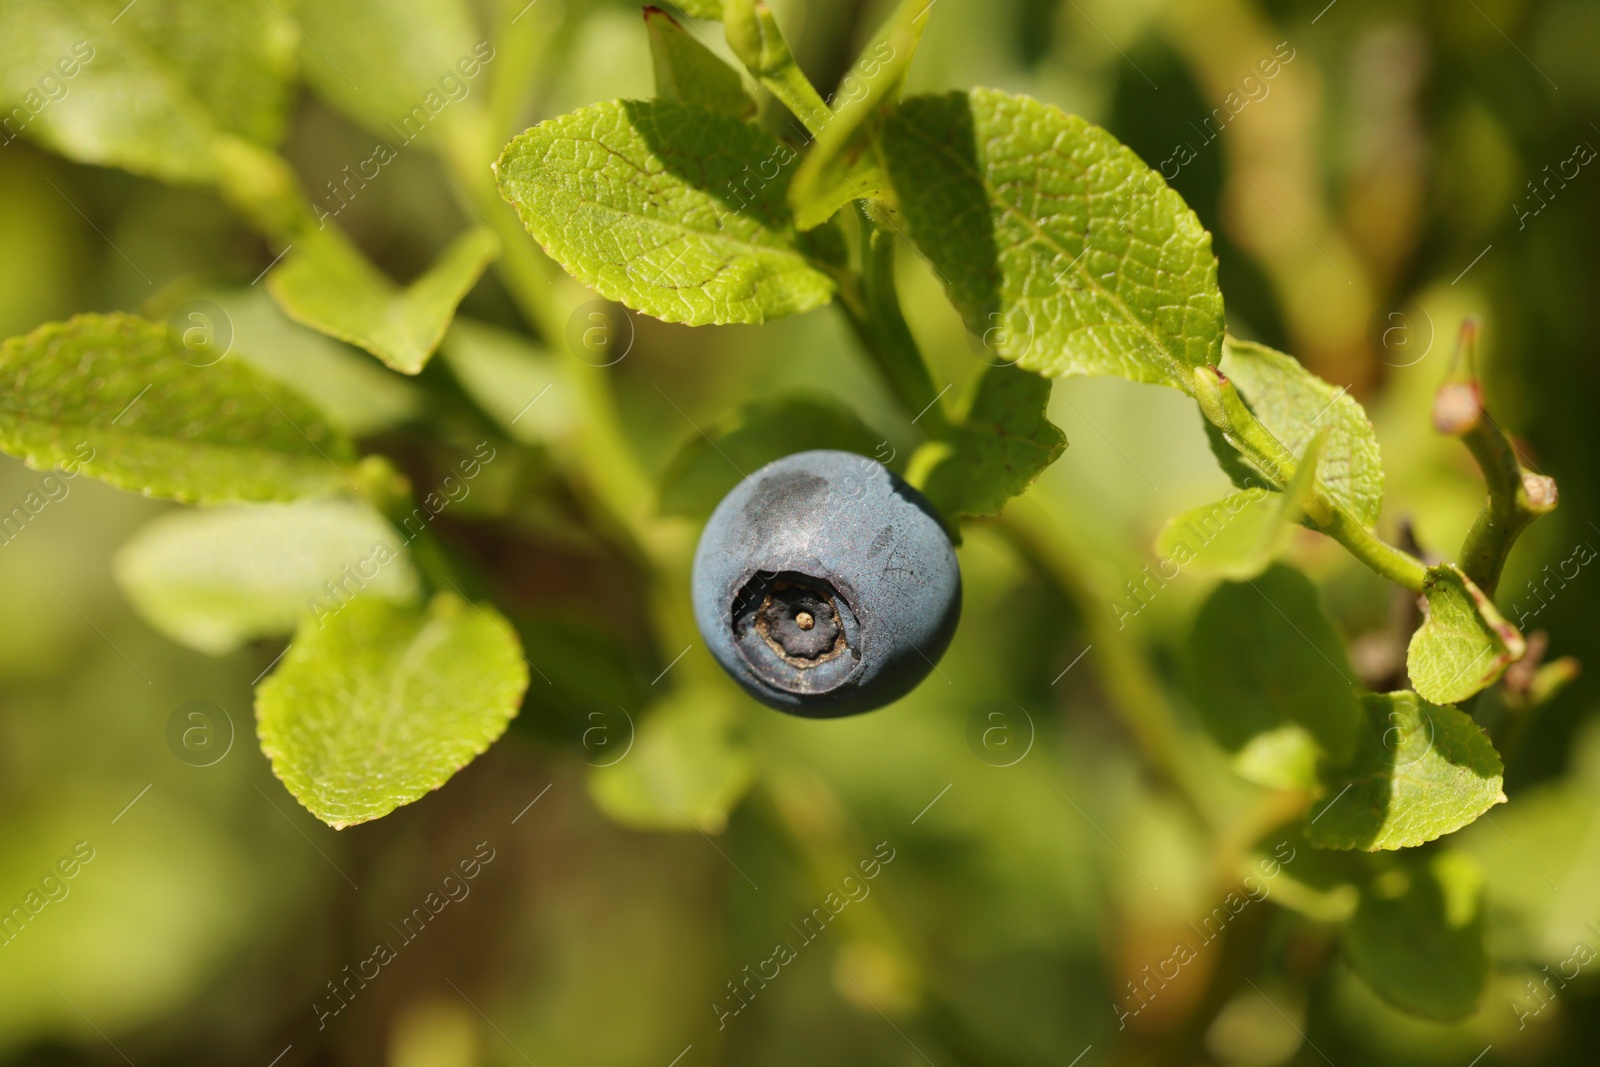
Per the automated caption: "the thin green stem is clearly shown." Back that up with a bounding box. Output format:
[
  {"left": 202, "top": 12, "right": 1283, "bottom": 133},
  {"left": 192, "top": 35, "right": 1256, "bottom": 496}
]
[
  {"left": 722, "top": 0, "right": 830, "bottom": 137},
  {"left": 837, "top": 209, "right": 950, "bottom": 432},
  {"left": 1435, "top": 379, "right": 1558, "bottom": 595}
]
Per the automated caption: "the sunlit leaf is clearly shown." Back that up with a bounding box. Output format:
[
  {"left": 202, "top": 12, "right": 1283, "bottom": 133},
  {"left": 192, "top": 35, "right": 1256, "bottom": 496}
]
[
  {"left": 0, "top": 314, "right": 353, "bottom": 503},
  {"left": 1407, "top": 563, "right": 1525, "bottom": 705},
  {"left": 268, "top": 226, "right": 499, "bottom": 375},
  {"left": 114, "top": 500, "right": 420, "bottom": 655},
  {"left": 880, "top": 88, "right": 1223, "bottom": 390},
  {"left": 1307, "top": 692, "right": 1505, "bottom": 852},
  {"left": 495, "top": 99, "right": 841, "bottom": 325},
  {"left": 256, "top": 593, "right": 529, "bottom": 828},
  {"left": 1207, "top": 338, "right": 1385, "bottom": 528}
]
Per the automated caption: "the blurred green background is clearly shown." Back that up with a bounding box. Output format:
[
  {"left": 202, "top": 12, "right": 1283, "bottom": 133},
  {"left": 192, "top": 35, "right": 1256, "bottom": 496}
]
[{"left": 0, "top": 0, "right": 1597, "bottom": 1064}]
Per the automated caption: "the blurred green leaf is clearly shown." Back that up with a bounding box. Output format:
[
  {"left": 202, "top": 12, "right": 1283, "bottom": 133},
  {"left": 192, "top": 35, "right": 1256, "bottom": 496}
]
[
  {"left": 295, "top": 0, "right": 484, "bottom": 145},
  {"left": 1408, "top": 563, "right": 1525, "bottom": 705},
  {"left": 913, "top": 363, "right": 1065, "bottom": 520},
  {"left": 193, "top": 286, "right": 424, "bottom": 437},
  {"left": 117, "top": 0, "right": 297, "bottom": 145},
  {"left": 1308, "top": 692, "right": 1505, "bottom": 852},
  {"left": 1185, "top": 563, "right": 1361, "bottom": 790},
  {"left": 441, "top": 318, "right": 571, "bottom": 445},
  {"left": 495, "top": 99, "right": 840, "bottom": 325},
  {"left": 114, "top": 500, "right": 420, "bottom": 654},
  {"left": 880, "top": 88, "right": 1223, "bottom": 390},
  {"left": 1254, "top": 828, "right": 1361, "bottom": 923},
  {"left": 268, "top": 226, "right": 499, "bottom": 375},
  {"left": 645, "top": 6, "right": 755, "bottom": 119},
  {"left": 787, "top": 0, "right": 931, "bottom": 230},
  {"left": 657, "top": 393, "right": 885, "bottom": 518},
  {"left": 1458, "top": 721, "right": 1600, "bottom": 964},
  {"left": 1207, "top": 338, "right": 1385, "bottom": 528},
  {"left": 587, "top": 686, "right": 754, "bottom": 833},
  {"left": 257, "top": 592, "right": 529, "bottom": 828},
  {"left": 1156, "top": 431, "right": 1323, "bottom": 580},
  {"left": 678, "top": 0, "right": 722, "bottom": 18},
  {"left": 0, "top": 313, "right": 354, "bottom": 503},
  {"left": 1344, "top": 849, "right": 1489, "bottom": 1020}
]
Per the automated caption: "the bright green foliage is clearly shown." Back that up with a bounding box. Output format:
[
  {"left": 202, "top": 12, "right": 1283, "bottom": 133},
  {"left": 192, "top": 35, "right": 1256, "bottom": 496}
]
[
  {"left": 496, "top": 99, "right": 841, "bottom": 325},
  {"left": 1185, "top": 564, "right": 1361, "bottom": 790},
  {"left": 441, "top": 318, "right": 571, "bottom": 446},
  {"left": 114, "top": 500, "right": 420, "bottom": 654},
  {"left": 880, "top": 89, "right": 1224, "bottom": 391},
  {"left": 645, "top": 6, "right": 755, "bottom": 119},
  {"left": 587, "top": 686, "right": 755, "bottom": 833},
  {"left": 268, "top": 226, "right": 500, "bottom": 375},
  {"left": 114, "top": 0, "right": 297, "bottom": 146},
  {"left": 1308, "top": 692, "right": 1505, "bottom": 852},
  {"left": 0, "top": 0, "right": 233, "bottom": 183},
  {"left": 787, "top": 0, "right": 931, "bottom": 230},
  {"left": 658, "top": 394, "right": 885, "bottom": 518},
  {"left": 294, "top": 0, "right": 482, "bottom": 144},
  {"left": 197, "top": 287, "right": 422, "bottom": 437},
  {"left": 256, "top": 593, "right": 529, "bottom": 828},
  {"left": 1408, "top": 563, "right": 1526, "bottom": 705},
  {"left": 1156, "top": 432, "right": 1323, "bottom": 579},
  {"left": 915, "top": 364, "right": 1066, "bottom": 519},
  {"left": 1343, "top": 849, "right": 1489, "bottom": 1019},
  {"left": 0, "top": 314, "right": 353, "bottom": 503},
  {"left": 1209, "top": 338, "right": 1385, "bottom": 528}
]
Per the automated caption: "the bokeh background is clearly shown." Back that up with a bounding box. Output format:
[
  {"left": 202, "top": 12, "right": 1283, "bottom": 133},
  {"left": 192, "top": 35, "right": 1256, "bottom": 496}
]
[{"left": 0, "top": 0, "right": 1597, "bottom": 1064}]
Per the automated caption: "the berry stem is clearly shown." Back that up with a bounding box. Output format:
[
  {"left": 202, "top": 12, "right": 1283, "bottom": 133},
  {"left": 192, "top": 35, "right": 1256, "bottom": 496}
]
[{"left": 837, "top": 206, "right": 951, "bottom": 433}]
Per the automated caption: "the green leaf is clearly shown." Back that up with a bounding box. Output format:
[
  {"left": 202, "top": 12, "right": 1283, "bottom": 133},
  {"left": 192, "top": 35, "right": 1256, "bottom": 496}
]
[
  {"left": 1209, "top": 338, "right": 1385, "bottom": 528},
  {"left": 0, "top": 0, "right": 293, "bottom": 183},
  {"left": 190, "top": 287, "right": 424, "bottom": 437},
  {"left": 1407, "top": 563, "right": 1526, "bottom": 705},
  {"left": 912, "top": 363, "right": 1066, "bottom": 519},
  {"left": 1184, "top": 563, "right": 1362, "bottom": 790},
  {"left": 1308, "top": 691, "right": 1505, "bottom": 852},
  {"left": 646, "top": 6, "right": 755, "bottom": 119},
  {"left": 1344, "top": 849, "right": 1489, "bottom": 1020},
  {"left": 587, "top": 686, "right": 755, "bottom": 833},
  {"left": 114, "top": 500, "right": 420, "bottom": 655},
  {"left": 0, "top": 3, "right": 214, "bottom": 183},
  {"left": 256, "top": 592, "right": 529, "bottom": 828},
  {"left": 880, "top": 88, "right": 1223, "bottom": 391},
  {"left": 495, "top": 99, "right": 841, "bottom": 325},
  {"left": 268, "top": 226, "right": 499, "bottom": 375},
  {"left": 0, "top": 313, "right": 354, "bottom": 503},
  {"left": 440, "top": 318, "right": 572, "bottom": 446},
  {"left": 115, "top": 0, "right": 297, "bottom": 146},
  {"left": 295, "top": 0, "right": 484, "bottom": 145},
  {"left": 658, "top": 393, "right": 885, "bottom": 519},
  {"left": 1155, "top": 431, "right": 1323, "bottom": 580},
  {"left": 787, "top": 0, "right": 932, "bottom": 230}
]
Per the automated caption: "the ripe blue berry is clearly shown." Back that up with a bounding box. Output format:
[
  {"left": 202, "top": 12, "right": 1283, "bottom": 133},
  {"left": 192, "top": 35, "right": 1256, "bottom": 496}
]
[{"left": 691, "top": 450, "right": 961, "bottom": 717}]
